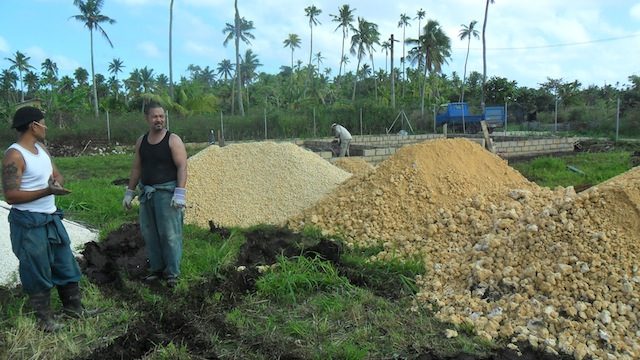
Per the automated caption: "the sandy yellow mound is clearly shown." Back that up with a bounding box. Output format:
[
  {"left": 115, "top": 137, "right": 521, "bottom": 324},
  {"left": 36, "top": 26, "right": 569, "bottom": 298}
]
[
  {"left": 334, "top": 157, "right": 375, "bottom": 176},
  {"left": 186, "top": 142, "right": 350, "bottom": 228}
]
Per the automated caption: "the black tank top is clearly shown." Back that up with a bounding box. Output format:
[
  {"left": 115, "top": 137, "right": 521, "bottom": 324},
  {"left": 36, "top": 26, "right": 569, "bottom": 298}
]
[{"left": 140, "top": 131, "right": 178, "bottom": 185}]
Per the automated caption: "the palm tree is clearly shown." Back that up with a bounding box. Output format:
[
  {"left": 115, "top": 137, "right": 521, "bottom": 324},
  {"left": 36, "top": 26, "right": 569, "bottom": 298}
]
[
  {"left": 139, "top": 66, "right": 155, "bottom": 110},
  {"left": 397, "top": 14, "right": 411, "bottom": 85},
  {"left": 304, "top": 5, "right": 322, "bottom": 71},
  {"left": 240, "top": 49, "right": 261, "bottom": 107},
  {"left": 415, "top": 8, "right": 425, "bottom": 38},
  {"left": 313, "top": 52, "right": 325, "bottom": 73},
  {"left": 283, "top": 33, "right": 301, "bottom": 70},
  {"left": 41, "top": 58, "right": 58, "bottom": 107},
  {"left": 5, "top": 51, "right": 34, "bottom": 102},
  {"left": 330, "top": 5, "right": 355, "bottom": 78},
  {"left": 217, "top": 59, "right": 234, "bottom": 82},
  {"left": 350, "top": 17, "right": 378, "bottom": 101},
  {"left": 482, "top": 0, "right": 495, "bottom": 110},
  {"left": 23, "top": 71, "right": 39, "bottom": 98},
  {"left": 71, "top": 0, "right": 116, "bottom": 119},
  {"left": 222, "top": 0, "right": 254, "bottom": 116},
  {"left": 380, "top": 41, "right": 390, "bottom": 73},
  {"left": 108, "top": 58, "right": 124, "bottom": 100},
  {"left": 304, "top": 5, "right": 322, "bottom": 92},
  {"left": 169, "top": 0, "right": 175, "bottom": 101},
  {"left": 406, "top": 20, "right": 451, "bottom": 117},
  {"left": 459, "top": 21, "right": 479, "bottom": 103},
  {"left": 74, "top": 67, "right": 89, "bottom": 86},
  {"left": 0, "top": 69, "right": 18, "bottom": 103}
]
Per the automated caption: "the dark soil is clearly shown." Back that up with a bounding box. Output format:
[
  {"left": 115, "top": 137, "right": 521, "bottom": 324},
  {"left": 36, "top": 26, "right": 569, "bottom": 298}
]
[{"left": 73, "top": 223, "right": 573, "bottom": 360}]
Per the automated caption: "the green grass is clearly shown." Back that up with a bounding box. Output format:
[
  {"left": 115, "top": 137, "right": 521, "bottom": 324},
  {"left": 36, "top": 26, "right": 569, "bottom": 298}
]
[
  {"left": 1, "top": 148, "right": 636, "bottom": 360},
  {"left": 510, "top": 151, "right": 632, "bottom": 188},
  {"left": 226, "top": 289, "right": 491, "bottom": 359},
  {"left": 256, "top": 256, "right": 354, "bottom": 303}
]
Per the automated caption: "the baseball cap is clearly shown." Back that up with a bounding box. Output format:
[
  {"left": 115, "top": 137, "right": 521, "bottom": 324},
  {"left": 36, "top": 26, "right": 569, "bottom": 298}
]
[{"left": 12, "top": 106, "right": 44, "bottom": 128}]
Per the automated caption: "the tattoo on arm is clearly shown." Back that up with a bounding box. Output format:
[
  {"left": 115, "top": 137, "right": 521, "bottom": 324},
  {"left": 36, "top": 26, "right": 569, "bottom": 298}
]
[{"left": 2, "top": 162, "right": 20, "bottom": 192}]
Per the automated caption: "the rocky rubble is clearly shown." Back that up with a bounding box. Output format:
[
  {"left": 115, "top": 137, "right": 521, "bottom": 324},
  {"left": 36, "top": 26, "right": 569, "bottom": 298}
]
[{"left": 289, "top": 138, "right": 640, "bottom": 360}]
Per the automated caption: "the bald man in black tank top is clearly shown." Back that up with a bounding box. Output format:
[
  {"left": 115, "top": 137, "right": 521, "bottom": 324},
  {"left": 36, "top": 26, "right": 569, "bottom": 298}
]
[{"left": 123, "top": 102, "right": 188, "bottom": 288}]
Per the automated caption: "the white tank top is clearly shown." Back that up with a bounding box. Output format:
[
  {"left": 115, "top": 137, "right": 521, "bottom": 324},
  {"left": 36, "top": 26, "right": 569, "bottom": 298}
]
[{"left": 7, "top": 143, "right": 56, "bottom": 214}]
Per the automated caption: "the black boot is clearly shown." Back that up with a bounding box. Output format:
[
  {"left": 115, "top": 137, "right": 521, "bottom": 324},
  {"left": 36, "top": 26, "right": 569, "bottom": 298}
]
[
  {"left": 29, "top": 291, "right": 63, "bottom": 332},
  {"left": 57, "top": 283, "right": 98, "bottom": 318}
]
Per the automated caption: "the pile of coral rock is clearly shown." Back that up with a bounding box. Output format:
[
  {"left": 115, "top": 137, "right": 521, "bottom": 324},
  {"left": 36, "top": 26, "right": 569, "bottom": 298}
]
[{"left": 290, "top": 138, "right": 639, "bottom": 360}]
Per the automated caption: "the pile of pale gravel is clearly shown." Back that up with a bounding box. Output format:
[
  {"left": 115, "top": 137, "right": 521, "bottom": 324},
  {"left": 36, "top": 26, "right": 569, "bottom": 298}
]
[
  {"left": 185, "top": 142, "right": 350, "bottom": 228},
  {"left": 289, "top": 138, "right": 640, "bottom": 360},
  {"left": 333, "top": 157, "right": 375, "bottom": 177}
]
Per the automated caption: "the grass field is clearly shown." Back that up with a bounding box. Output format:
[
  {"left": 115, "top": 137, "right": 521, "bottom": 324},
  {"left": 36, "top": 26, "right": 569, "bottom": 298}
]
[{"left": 0, "top": 147, "right": 633, "bottom": 359}]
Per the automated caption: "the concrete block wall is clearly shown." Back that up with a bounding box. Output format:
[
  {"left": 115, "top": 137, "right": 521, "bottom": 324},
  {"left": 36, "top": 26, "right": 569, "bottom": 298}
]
[
  {"left": 494, "top": 137, "right": 577, "bottom": 158},
  {"left": 323, "top": 136, "right": 576, "bottom": 165}
]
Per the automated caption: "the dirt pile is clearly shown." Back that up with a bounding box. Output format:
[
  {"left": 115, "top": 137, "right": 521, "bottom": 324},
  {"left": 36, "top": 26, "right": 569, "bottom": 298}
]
[
  {"left": 334, "top": 157, "right": 375, "bottom": 176},
  {"left": 185, "top": 142, "right": 351, "bottom": 228},
  {"left": 289, "top": 138, "right": 640, "bottom": 360},
  {"left": 289, "top": 138, "right": 536, "bottom": 245}
]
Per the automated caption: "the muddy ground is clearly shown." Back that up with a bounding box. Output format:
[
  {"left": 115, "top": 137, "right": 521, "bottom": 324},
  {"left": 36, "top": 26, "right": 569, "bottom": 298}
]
[{"left": 75, "top": 222, "right": 572, "bottom": 360}]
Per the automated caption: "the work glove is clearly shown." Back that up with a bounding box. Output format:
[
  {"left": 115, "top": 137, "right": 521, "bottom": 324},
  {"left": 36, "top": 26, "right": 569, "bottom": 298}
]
[
  {"left": 122, "top": 189, "right": 135, "bottom": 210},
  {"left": 171, "top": 187, "right": 186, "bottom": 209}
]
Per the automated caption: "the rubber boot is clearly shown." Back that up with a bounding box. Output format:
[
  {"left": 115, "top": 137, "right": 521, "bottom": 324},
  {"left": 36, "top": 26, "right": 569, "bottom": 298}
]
[
  {"left": 29, "top": 291, "right": 63, "bottom": 332},
  {"left": 57, "top": 283, "right": 98, "bottom": 318}
]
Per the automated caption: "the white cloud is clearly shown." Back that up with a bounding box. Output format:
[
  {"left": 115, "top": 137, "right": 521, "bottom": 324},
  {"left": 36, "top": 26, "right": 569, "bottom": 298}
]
[
  {"left": 184, "top": 41, "right": 216, "bottom": 58},
  {"left": 0, "top": 36, "right": 9, "bottom": 53},
  {"left": 138, "top": 41, "right": 161, "bottom": 58},
  {"left": 631, "top": 3, "right": 640, "bottom": 20}
]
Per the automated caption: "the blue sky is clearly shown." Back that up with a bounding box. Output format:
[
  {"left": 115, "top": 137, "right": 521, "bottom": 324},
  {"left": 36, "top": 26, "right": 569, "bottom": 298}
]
[{"left": 1, "top": 0, "right": 639, "bottom": 89}]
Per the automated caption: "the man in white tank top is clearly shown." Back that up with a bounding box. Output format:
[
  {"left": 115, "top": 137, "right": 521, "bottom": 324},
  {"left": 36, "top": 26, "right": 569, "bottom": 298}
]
[{"left": 2, "top": 106, "right": 91, "bottom": 332}]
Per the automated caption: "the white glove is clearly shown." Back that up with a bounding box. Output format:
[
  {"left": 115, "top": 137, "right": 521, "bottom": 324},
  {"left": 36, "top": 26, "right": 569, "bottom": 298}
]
[
  {"left": 123, "top": 189, "right": 135, "bottom": 210},
  {"left": 171, "top": 187, "right": 186, "bottom": 209}
]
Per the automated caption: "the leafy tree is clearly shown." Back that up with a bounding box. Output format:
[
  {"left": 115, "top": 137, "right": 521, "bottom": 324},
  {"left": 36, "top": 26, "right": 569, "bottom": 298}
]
[
  {"left": 283, "top": 33, "right": 301, "bottom": 70},
  {"left": 481, "top": 0, "right": 495, "bottom": 110},
  {"left": 5, "top": 51, "right": 34, "bottom": 102},
  {"left": 71, "top": 0, "right": 116, "bottom": 119},
  {"left": 330, "top": 5, "right": 356, "bottom": 78},
  {"left": 459, "top": 20, "right": 479, "bottom": 106},
  {"left": 223, "top": 0, "right": 254, "bottom": 116}
]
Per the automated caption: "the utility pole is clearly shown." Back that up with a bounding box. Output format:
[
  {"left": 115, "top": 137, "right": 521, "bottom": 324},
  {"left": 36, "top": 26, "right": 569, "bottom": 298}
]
[{"left": 390, "top": 34, "right": 396, "bottom": 109}]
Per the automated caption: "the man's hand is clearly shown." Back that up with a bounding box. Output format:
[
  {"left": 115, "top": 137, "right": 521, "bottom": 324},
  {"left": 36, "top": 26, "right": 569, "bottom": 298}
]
[
  {"left": 123, "top": 189, "right": 135, "bottom": 210},
  {"left": 171, "top": 187, "right": 186, "bottom": 209},
  {"left": 48, "top": 176, "right": 71, "bottom": 195}
]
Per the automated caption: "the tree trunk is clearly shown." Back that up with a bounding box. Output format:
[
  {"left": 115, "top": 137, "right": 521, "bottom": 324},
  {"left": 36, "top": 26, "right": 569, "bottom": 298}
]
[
  {"left": 91, "top": 29, "right": 99, "bottom": 119},
  {"left": 352, "top": 57, "right": 362, "bottom": 102},
  {"left": 234, "top": 0, "right": 245, "bottom": 116},
  {"left": 481, "top": 0, "right": 490, "bottom": 112},
  {"left": 169, "top": 0, "right": 174, "bottom": 101}
]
